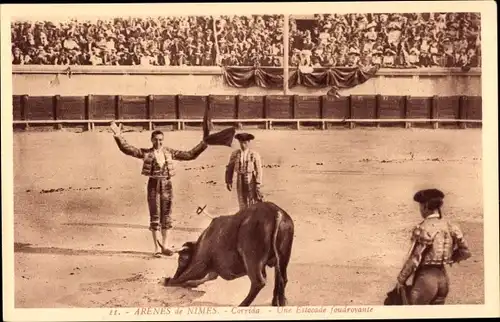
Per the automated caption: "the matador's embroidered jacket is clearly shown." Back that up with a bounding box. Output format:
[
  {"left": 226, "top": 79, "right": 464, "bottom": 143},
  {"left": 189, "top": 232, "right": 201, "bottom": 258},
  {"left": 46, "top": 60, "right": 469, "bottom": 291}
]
[
  {"left": 397, "top": 213, "right": 471, "bottom": 284},
  {"left": 225, "top": 148, "right": 263, "bottom": 209},
  {"left": 113, "top": 135, "right": 208, "bottom": 178},
  {"left": 225, "top": 149, "right": 263, "bottom": 185}
]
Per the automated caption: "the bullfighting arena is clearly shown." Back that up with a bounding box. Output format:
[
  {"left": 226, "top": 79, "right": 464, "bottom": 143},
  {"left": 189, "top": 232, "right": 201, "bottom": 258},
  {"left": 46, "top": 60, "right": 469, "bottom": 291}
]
[{"left": 13, "top": 127, "right": 484, "bottom": 308}]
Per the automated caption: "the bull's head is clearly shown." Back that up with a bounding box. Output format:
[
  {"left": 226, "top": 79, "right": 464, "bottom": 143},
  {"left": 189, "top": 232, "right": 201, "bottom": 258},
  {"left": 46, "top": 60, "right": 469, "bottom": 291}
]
[{"left": 161, "top": 241, "right": 197, "bottom": 286}]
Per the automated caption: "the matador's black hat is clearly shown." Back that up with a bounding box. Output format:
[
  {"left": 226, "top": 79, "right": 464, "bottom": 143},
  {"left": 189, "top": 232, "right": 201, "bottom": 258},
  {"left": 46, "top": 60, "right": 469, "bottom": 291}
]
[
  {"left": 235, "top": 133, "right": 255, "bottom": 142},
  {"left": 413, "top": 188, "right": 445, "bottom": 210}
]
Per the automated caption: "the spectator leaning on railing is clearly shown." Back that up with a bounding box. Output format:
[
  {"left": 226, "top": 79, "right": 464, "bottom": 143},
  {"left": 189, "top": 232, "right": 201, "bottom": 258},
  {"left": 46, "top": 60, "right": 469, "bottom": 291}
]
[
  {"left": 289, "top": 12, "right": 481, "bottom": 68},
  {"left": 11, "top": 15, "right": 284, "bottom": 67}
]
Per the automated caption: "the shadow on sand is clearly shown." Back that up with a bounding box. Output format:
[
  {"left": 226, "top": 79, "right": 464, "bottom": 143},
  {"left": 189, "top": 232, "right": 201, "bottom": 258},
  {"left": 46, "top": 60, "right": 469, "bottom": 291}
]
[
  {"left": 61, "top": 222, "right": 204, "bottom": 233},
  {"left": 14, "top": 242, "right": 166, "bottom": 259}
]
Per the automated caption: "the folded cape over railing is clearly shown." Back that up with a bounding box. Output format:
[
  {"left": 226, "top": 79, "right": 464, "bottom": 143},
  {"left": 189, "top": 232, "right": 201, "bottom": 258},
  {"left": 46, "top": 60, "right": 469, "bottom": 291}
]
[{"left": 222, "top": 65, "right": 380, "bottom": 89}]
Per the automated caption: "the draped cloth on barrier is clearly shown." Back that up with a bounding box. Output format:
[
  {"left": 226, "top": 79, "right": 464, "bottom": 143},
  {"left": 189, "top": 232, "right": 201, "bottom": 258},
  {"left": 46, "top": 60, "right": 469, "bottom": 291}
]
[
  {"left": 222, "top": 66, "right": 284, "bottom": 89},
  {"left": 222, "top": 65, "right": 380, "bottom": 89}
]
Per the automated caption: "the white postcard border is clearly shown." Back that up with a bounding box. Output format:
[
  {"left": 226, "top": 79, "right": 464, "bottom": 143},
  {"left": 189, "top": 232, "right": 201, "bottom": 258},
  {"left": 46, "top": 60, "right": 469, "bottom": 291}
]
[{"left": 2, "top": 1, "right": 499, "bottom": 321}]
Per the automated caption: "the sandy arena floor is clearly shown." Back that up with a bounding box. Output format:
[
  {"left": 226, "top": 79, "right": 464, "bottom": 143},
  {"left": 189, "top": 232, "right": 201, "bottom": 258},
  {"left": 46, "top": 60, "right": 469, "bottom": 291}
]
[{"left": 12, "top": 128, "right": 484, "bottom": 308}]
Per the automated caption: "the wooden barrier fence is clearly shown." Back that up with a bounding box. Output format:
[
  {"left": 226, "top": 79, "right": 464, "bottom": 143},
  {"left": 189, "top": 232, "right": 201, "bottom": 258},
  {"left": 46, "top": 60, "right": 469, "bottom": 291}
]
[{"left": 12, "top": 94, "right": 482, "bottom": 131}]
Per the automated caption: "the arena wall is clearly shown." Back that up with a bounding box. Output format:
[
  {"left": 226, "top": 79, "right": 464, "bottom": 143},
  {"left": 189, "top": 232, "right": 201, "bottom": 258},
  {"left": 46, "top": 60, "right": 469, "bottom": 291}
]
[
  {"left": 12, "top": 92, "right": 482, "bottom": 131},
  {"left": 12, "top": 66, "right": 481, "bottom": 97},
  {"left": 11, "top": 66, "right": 482, "bottom": 131}
]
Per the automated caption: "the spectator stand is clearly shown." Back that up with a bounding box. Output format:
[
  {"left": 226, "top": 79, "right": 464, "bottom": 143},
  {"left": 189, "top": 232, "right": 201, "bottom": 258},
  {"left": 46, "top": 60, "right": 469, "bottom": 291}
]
[
  {"left": 288, "top": 13, "right": 481, "bottom": 69},
  {"left": 11, "top": 14, "right": 482, "bottom": 131},
  {"left": 11, "top": 15, "right": 285, "bottom": 68}
]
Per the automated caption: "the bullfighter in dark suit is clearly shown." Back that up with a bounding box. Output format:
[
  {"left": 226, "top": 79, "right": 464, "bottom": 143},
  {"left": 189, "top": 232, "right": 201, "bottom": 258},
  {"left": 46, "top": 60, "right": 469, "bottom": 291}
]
[
  {"left": 225, "top": 133, "right": 263, "bottom": 210},
  {"left": 394, "top": 188, "right": 472, "bottom": 305},
  {"left": 110, "top": 119, "right": 235, "bottom": 258}
]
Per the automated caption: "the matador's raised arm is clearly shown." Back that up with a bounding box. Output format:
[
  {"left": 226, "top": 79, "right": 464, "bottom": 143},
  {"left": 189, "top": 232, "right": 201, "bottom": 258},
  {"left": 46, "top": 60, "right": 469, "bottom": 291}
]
[
  {"left": 167, "top": 141, "right": 208, "bottom": 161},
  {"left": 113, "top": 135, "right": 146, "bottom": 159}
]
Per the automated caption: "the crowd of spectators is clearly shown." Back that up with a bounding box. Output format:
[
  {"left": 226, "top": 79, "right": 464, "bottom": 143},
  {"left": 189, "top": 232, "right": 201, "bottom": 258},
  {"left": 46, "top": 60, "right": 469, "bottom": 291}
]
[
  {"left": 215, "top": 15, "right": 284, "bottom": 67},
  {"left": 11, "top": 13, "right": 481, "bottom": 68},
  {"left": 10, "top": 15, "right": 284, "bottom": 67},
  {"left": 290, "top": 12, "right": 481, "bottom": 68}
]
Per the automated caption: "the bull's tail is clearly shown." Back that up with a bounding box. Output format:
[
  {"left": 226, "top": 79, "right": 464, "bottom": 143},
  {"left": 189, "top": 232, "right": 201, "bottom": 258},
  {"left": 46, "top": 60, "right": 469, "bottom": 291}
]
[
  {"left": 272, "top": 210, "right": 283, "bottom": 272},
  {"left": 272, "top": 210, "right": 284, "bottom": 300}
]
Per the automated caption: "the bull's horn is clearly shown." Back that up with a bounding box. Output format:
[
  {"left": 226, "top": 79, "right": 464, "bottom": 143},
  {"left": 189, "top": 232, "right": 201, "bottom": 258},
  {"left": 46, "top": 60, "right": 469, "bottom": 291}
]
[
  {"left": 171, "top": 245, "right": 189, "bottom": 253},
  {"left": 158, "top": 241, "right": 188, "bottom": 253}
]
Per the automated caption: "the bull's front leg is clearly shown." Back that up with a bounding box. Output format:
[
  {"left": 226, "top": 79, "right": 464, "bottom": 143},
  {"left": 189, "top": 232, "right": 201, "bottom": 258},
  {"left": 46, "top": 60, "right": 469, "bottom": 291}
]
[
  {"left": 165, "top": 261, "right": 210, "bottom": 287},
  {"left": 183, "top": 272, "right": 219, "bottom": 288}
]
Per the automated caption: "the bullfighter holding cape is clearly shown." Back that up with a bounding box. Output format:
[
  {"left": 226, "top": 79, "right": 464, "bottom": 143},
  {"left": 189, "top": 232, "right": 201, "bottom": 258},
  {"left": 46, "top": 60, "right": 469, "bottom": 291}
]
[
  {"left": 385, "top": 188, "right": 472, "bottom": 305},
  {"left": 110, "top": 106, "right": 235, "bottom": 257}
]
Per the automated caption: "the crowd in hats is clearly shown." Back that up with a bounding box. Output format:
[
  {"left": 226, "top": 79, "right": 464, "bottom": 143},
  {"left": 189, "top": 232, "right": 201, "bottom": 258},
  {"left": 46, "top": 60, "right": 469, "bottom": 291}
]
[
  {"left": 10, "top": 15, "right": 284, "bottom": 67},
  {"left": 215, "top": 15, "right": 284, "bottom": 67},
  {"left": 11, "top": 13, "right": 481, "bottom": 68},
  {"left": 289, "top": 12, "right": 481, "bottom": 68}
]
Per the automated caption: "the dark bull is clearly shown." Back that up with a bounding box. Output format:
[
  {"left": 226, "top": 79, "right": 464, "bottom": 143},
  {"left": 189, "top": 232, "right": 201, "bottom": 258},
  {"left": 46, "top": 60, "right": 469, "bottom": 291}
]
[{"left": 158, "top": 201, "right": 295, "bottom": 307}]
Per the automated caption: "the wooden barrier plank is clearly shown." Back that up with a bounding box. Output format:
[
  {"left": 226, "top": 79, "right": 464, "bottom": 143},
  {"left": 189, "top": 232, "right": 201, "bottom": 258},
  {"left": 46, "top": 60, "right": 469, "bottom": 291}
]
[
  {"left": 436, "top": 96, "right": 460, "bottom": 119},
  {"left": 178, "top": 95, "right": 207, "bottom": 119},
  {"left": 90, "top": 95, "right": 117, "bottom": 120},
  {"left": 10, "top": 94, "right": 482, "bottom": 127},
  {"left": 322, "top": 96, "right": 349, "bottom": 119},
  {"left": 378, "top": 95, "right": 405, "bottom": 119},
  {"left": 238, "top": 96, "right": 264, "bottom": 119},
  {"left": 407, "top": 97, "right": 432, "bottom": 119},
  {"left": 152, "top": 95, "right": 177, "bottom": 119},
  {"left": 121, "top": 96, "right": 147, "bottom": 119},
  {"left": 13, "top": 95, "right": 23, "bottom": 121},
  {"left": 266, "top": 95, "right": 293, "bottom": 119},
  {"left": 351, "top": 95, "right": 377, "bottom": 119},
  {"left": 210, "top": 95, "right": 237, "bottom": 119},
  {"left": 465, "top": 96, "right": 482, "bottom": 120},
  {"left": 57, "top": 96, "right": 86, "bottom": 120},
  {"left": 26, "top": 96, "right": 54, "bottom": 120},
  {"left": 295, "top": 96, "right": 321, "bottom": 119}
]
